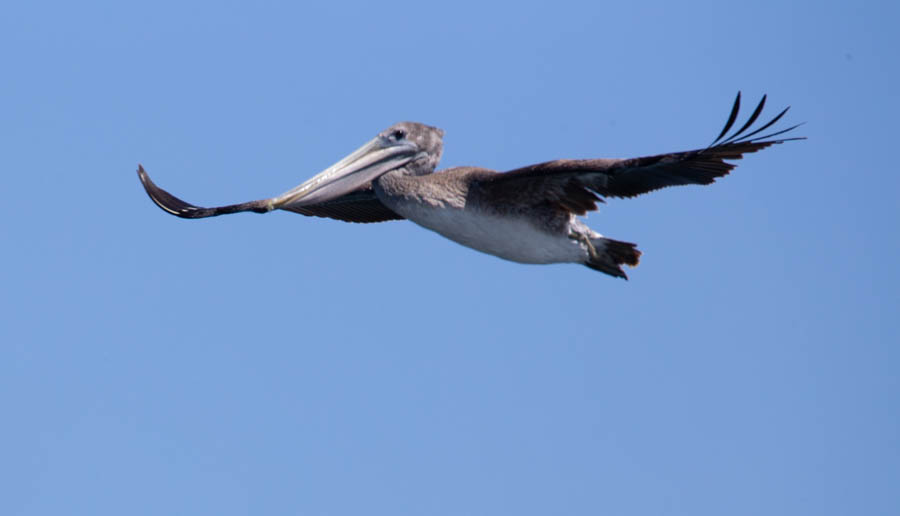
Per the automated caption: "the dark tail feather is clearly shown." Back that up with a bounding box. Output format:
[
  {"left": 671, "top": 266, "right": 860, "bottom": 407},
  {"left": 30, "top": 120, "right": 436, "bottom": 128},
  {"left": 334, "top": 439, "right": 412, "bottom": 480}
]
[{"left": 584, "top": 237, "right": 642, "bottom": 279}]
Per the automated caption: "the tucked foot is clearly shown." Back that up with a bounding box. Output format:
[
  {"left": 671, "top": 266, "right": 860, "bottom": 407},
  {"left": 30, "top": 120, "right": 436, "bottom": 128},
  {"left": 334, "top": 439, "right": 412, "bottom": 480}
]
[{"left": 569, "top": 231, "right": 601, "bottom": 261}]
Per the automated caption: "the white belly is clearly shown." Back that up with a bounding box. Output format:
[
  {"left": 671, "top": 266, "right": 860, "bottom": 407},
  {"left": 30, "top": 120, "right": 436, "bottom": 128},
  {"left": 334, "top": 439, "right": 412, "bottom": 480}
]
[{"left": 398, "top": 204, "right": 589, "bottom": 264}]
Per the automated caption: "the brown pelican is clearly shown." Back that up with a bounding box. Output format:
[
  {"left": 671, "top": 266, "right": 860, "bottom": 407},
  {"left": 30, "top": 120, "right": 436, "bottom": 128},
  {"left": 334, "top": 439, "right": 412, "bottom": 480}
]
[{"left": 137, "top": 93, "right": 802, "bottom": 278}]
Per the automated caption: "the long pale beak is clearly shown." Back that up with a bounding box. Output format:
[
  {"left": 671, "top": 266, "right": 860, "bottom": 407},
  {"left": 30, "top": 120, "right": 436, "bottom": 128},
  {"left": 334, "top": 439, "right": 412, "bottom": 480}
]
[{"left": 271, "top": 136, "right": 418, "bottom": 209}]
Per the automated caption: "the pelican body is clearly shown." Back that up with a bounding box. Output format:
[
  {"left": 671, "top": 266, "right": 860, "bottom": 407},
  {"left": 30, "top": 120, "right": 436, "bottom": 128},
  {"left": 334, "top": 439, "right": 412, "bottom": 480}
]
[
  {"left": 374, "top": 167, "right": 605, "bottom": 266},
  {"left": 137, "top": 93, "right": 802, "bottom": 278}
]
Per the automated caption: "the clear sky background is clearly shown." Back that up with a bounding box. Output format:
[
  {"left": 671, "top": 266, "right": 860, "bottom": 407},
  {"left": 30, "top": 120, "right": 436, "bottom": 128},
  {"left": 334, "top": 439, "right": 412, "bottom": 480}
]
[{"left": 2, "top": 1, "right": 898, "bottom": 515}]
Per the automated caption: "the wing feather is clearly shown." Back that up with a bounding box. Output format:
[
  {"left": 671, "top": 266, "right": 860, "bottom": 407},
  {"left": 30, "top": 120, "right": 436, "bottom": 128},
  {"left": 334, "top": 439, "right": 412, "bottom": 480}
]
[
  {"left": 476, "top": 93, "right": 803, "bottom": 210},
  {"left": 280, "top": 187, "right": 404, "bottom": 223}
]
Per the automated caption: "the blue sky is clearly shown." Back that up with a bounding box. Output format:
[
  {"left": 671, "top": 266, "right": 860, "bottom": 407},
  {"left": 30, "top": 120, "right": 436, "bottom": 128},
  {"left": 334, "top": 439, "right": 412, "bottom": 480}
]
[{"left": 2, "top": 1, "right": 898, "bottom": 515}]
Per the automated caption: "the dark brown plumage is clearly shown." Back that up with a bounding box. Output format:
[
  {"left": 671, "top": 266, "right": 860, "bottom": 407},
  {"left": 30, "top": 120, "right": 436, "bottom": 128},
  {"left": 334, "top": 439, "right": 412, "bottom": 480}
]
[{"left": 476, "top": 93, "right": 803, "bottom": 213}]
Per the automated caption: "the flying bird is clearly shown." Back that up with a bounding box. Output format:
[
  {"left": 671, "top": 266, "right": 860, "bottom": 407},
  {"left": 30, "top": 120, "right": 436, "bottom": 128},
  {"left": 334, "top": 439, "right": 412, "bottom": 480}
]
[{"left": 137, "top": 92, "right": 802, "bottom": 279}]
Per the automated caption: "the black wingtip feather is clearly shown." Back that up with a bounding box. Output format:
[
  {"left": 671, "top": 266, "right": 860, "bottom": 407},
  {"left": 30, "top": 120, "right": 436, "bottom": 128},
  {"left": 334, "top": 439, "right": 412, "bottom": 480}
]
[
  {"left": 712, "top": 91, "right": 742, "bottom": 145},
  {"left": 747, "top": 122, "right": 807, "bottom": 143},
  {"left": 722, "top": 94, "right": 767, "bottom": 144},
  {"left": 706, "top": 94, "right": 804, "bottom": 151},
  {"left": 731, "top": 105, "right": 790, "bottom": 143}
]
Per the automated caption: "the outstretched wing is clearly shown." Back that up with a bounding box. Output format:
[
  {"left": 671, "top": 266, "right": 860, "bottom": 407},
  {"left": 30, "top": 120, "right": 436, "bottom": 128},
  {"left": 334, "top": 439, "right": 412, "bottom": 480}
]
[
  {"left": 137, "top": 165, "right": 404, "bottom": 223},
  {"left": 476, "top": 93, "right": 804, "bottom": 215},
  {"left": 278, "top": 186, "right": 404, "bottom": 223}
]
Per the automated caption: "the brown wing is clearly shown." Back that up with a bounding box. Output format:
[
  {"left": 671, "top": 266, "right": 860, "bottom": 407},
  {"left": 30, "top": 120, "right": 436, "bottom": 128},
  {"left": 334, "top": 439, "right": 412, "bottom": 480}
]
[
  {"left": 476, "top": 93, "right": 804, "bottom": 214},
  {"left": 280, "top": 186, "right": 404, "bottom": 223},
  {"left": 137, "top": 165, "right": 403, "bottom": 223}
]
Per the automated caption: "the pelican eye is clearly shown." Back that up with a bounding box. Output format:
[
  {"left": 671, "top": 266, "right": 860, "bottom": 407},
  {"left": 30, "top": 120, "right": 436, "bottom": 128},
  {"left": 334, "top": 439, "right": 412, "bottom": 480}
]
[{"left": 390, "top": 129, "right": 406, "bottom": 141}]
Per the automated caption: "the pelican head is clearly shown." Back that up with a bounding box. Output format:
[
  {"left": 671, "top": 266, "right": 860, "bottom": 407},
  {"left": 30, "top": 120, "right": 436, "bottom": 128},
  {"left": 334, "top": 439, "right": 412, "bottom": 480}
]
[
  {"left": 271, "top": 122, "right": 444, "bottom": 209},
  {"left": 385, "top": 121, "right": 444, "bottom": 176}
]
